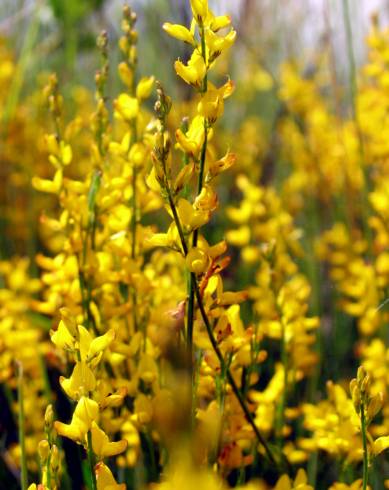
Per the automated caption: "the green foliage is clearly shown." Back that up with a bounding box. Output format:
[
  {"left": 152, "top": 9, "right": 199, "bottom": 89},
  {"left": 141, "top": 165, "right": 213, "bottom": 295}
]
[{"left": 48, "top": 0, "right": 105, "bottom": 26}]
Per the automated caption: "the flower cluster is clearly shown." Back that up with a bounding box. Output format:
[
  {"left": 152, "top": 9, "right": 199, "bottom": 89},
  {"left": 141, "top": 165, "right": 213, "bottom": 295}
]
[{"left": 2, "top": 2, "right": 389, "bottom": 490}]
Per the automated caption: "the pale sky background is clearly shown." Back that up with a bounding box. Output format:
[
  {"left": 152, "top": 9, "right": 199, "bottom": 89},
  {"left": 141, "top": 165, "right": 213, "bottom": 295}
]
[
  {"left": 125, "top": 0, "right": 389, "bottom": 68},
  {"left": 1, "top": 0, "right": 389, "bottom": 80}
]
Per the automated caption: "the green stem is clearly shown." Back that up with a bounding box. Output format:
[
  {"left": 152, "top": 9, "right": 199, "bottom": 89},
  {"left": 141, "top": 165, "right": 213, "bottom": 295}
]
[
  {"left": 193, "top": 281, "right": 280, "bottom": 468},
  {"left": 186, "top": 22, "right": 209, "bottom": 367},
  {"left": 130, "top": 120, "right": 138, "bottom": 261},
  {"left": 186, "top": 151, "right": 207, "bottom": 354},
  {"left": 186, "top": 278, "right": 195, "bottom": 358},
  {"left": 307, "top": 452, "right": 318, "bottom": 487},
  {"left": 341, "top": 0, "right": 356, "bottom": 117},
  {"left": 200, "top": 25, "right": 208, "bottom": 93},
  {"left": 145, "top": 431, "right": 157, "bottom": 481},
  {"left": 17, "top": 363, "right": 28, "bottom": 490},
  {"left": 361, "top": 402, "right": 369, "bottom": 490},
  {"left": 276, "top": 322, "right": 287, "bottom": 447},
  {"left": 87, "top": 431, "right": 97, "bottom": 490},
  {"left": 131, "top": 165, "right": 138, "bottom": 260},
  {"left": 46, "top": 452, "right": 52, "bottom": 490},
  {"left": 165, "top": 189, "right": 281, "bottom": 470}
]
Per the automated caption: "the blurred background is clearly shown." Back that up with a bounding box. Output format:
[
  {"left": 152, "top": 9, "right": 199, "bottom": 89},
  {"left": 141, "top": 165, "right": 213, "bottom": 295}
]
[
  {"left": 1, "top": 0, "right": 388, "bottom": 262},
  {"left": 0, "top": 3, "right": 389, "bottom": 488},
  {"left": 1, "top": 0, "right": 389, "bottom": 95}
]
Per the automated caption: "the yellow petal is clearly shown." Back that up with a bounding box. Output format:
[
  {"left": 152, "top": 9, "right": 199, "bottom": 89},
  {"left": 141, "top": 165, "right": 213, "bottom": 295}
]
[
  {"left": 78, "top": 325, "right": 92, "bottom": 362},
  {"left": 51, "top": 319, "right": 75, "bottom": 350},
  {"left": 60, "top": 362, "right": 96, "bottom": 400},
  {"left": 32, "top": 169, "right": 63, "bottom": 194},
  {"left": 136, "top": 76, "right": 155, "bottom": 100},
  {"left": 118, "top": 62, "right": 133, "bottom": 88},
  {"left": 88, "top": 329, "right": 115, "bottom": 361},
  {"left": 190, "top": 0, "right": 208, "bottom": 23},
  {"left": 163, "top": 23, "right": 195, "bottom": 45},
  {"left": 374, "top": 436, "right": 389, "bottom": 455},
  {"left": 114, "top": 94, "right": 139, "bottom": 120},
  {"left": 95, "top": 462, "right": 126, "bottom": 490},
  {"left": 91, "top": 423, "right": 128, "bottom": 459},
  {"left": 54, "top": 420, "right": 83, "bottom": 442},
  {"left": 186, "top": 248, "right": 209, "bottom": 274}
]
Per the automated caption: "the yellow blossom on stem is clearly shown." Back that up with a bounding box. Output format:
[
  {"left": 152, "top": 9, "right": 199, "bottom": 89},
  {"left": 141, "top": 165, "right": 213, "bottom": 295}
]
[
  {"left": 114, "top": 93, "right": 139, "bottom": 121},
  {"left": 174, "top": 51, "right": 206, "bottom": 89},
  {"left": 175, "top": 115, "right": 206, "bottom": 157},
  {"left": 190, "top": 0, "right": 208, "bottom": 25},
  {"left": 54, "top": 396, "right": 99, "bottom": 443},
  {"left": 90, "top": 422, "right": 128, "bottom": 459},
  {"left": 162, "top": 23, "right": 195, "bottom": 45},
  {"left": 95, "top": 462, "right": 126, "bottom": 490},
  {"left": 59, "top": 362, "right": 96, "bottom": 400},
  {"left": 198, "top": 81, "right": 235, "bottom": 123}
]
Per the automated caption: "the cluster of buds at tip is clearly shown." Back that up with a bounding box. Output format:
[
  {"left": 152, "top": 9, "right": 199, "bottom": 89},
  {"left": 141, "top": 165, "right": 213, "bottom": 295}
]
[
  {"left": 43, "top": 74, "right": 63, "bottom": 125},
  {"left": 260, "top": 240, "right": 277, "bottom": 267},
  {"left": 155, "top": 81, "right": 172, "bottom": 123},
  {"left": 93, "top": 30, "right": 110, "bottom": 158},
  {"left": 97, "top": 29, "right": 108, "bottom": 54},
  {"left": 119, "top": 4, "right": 138, "bottom": 68},
  {"left": 95, "top": 30, "right": 109, "bottom": 98},
  {"left": 44, "top": 403, "right": 54, "bottom": 440},
  {"left": 151, "top": 82, "right": 173, "bottom": 189},
  {"left": 36, "top": 404, "right": 61, "bottom": 489},
  {"left": 350, "top": 366, "right": 383, "bottom": 424}
]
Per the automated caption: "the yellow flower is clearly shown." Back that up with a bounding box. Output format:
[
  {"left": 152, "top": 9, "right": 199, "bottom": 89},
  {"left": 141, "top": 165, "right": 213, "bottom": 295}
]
[
  {"left": 91, "top": 422, "right": 128, "bottom": 459},
  {"left": 174, "top": 51, "right": 206, "bottom": 88},
  {"left": 204, "top": 28, "right": 236, "bottom": 62},
  {"left": 373, "top": 435, "right": 389, "bottom": 455},
  {"left": 210, "top": 15, "right": 232, "bottom": 32},
  {"left": 206, "top": 151, "right": 236, "bottom": 181},
  {"left": 136, "top": 76, "right": 155, "bottom": 100},
  {"left": 197, "top": 81, "right": 234, "bottom": 123},
  {"left": 59, "top": 362, "right": 96, "bottom": 400},
  {"left": 186, "top": 247, "right": 209, "bottom": 274},
  {"left": 54, "top": 397, "right": 99, "bottom": 443},
  {"left": 175, "top": 115, "right": 206, "bottom": 157},
  {"left": 95, "top": 462, "right": 126, "bottom": 490},
  {"left": 45, "top": 134, "right": 72, "bottom": 167},
  {"left": 329, "top": 481, "right": 364, "bottom": 490},
  {"left": 274, "top": 469, "right": 313, "bottom": 490},
  {"left": 190, "top": 0, "right": 208, "bottom": 24},
  {"left": 176, "top": 198, "right": 211, "bottom": 231},
  {"left": 50, "top": 317, "right": 76, "bottom": 350},
  {"left": 32, "top": 169, "right": 63, "bottom": 194},
  {"left": 118, "top": 61, "right": 133, "bottom": 88},
  {"left": 78, "top": 325, "right": 115, "bottom": 364},
  {"left": 194, "top": 185, "right": 218, "bottom": 212},
  {"left": 114, "top": 93, "right": 139, "bottom": 121},
  {"left": 163, "top": 23, "right": 195, "bottom": 45}
]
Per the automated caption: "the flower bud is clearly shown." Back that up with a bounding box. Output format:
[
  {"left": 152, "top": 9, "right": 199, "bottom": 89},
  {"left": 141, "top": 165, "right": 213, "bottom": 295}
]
[
  {"left": 50, "top": 444, "right": 60, "bottom": 472},
  {"left": 45, "top": 404, "right": 54, "bottom": 427},
  {"left": 118, "top": 62, "right": 133, "bottom": 89},
  {"left": 351, "top": 385, "right": 361, "bottom": 413},
  {"left": 357, "top": 366, "right": 367, "bottom": 384},
  {"left": 360, "top": 374, "right": 371, "bottom": 395},
  {"left": 38, "top": 440, "right": 50, "bottom": 465},
  {"left": 163, "top": 23, "right": 195, "bottom": 45},
  {"left": 96, "top": 31, "right": 108, "bottom": 58},
  {"left": 136, "top": 76, "right": 155, "bottom": 100},
  {"left": 186, "top": 248, "right": 209, "bottom": 275},
  {"left": 367, "top": 392, "right": 383, "bottom": 421},
  {"left": 190, "top": 0, "right": 208, "bottom": 24}
]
